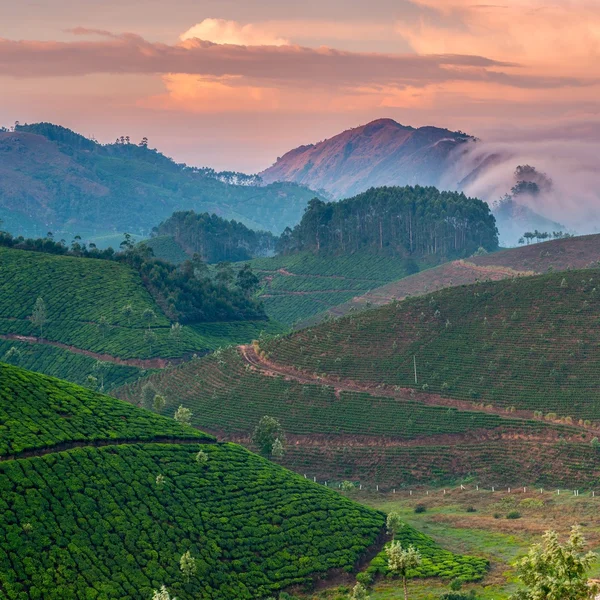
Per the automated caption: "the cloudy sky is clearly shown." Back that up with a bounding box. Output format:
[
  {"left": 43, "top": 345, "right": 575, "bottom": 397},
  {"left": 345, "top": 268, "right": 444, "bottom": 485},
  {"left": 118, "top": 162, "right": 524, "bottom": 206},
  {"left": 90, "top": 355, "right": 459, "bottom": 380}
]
[{"left": 1, "top": 0, "right": 599, "bottom": 171}]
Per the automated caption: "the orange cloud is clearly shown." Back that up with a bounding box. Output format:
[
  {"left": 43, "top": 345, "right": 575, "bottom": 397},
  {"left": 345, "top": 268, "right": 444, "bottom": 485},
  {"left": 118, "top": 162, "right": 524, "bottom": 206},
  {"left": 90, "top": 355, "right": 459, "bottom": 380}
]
[{"left": 180, "top": 19, "right": 289, "bottom": 47}]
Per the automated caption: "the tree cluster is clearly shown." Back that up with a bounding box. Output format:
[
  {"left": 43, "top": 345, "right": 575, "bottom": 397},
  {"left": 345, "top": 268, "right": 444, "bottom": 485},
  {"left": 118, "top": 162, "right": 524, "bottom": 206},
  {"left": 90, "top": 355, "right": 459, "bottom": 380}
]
[
  {"left": 277, "top": 186, "right": 498, "bottom": 258},
  {"left": 154, "top": 211, "right": 276, "bottom": 263}
]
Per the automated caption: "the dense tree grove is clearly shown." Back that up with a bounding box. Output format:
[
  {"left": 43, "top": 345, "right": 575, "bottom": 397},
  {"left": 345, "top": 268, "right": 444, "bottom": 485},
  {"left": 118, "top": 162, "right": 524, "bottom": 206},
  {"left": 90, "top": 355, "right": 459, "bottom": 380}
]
[
  {"left": 277, "top": 187, "right": 498, "bottom": 257},
  {"left": 0, "top": 226, "right": 265, "bottom": 324},
  {"left": 154, "top": 211, "right": 276, "bottom": 263}
]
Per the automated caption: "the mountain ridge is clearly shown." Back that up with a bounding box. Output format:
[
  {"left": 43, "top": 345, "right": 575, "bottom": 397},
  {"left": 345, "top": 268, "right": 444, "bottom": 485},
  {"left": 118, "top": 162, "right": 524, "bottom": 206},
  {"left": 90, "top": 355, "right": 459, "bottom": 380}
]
[{"left": 260, "top": 118, "right": 473, "bottom": 198}]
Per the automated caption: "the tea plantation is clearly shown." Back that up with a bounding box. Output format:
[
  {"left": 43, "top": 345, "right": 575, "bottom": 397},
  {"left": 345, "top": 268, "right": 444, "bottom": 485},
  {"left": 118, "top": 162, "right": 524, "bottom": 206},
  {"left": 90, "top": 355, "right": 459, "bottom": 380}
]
[
  {"left": 246, "top": 250, "right": 430, "bottom": 326},
  {"left": 0, "top": 362, "right": 211, "bottom": 456},
  {"left": 0, "top": 362, "right": 402, "bottom": 599},
  {"left": 264, "top": 268, "right": 600, "bottom": 421},
  {"left": 0, "top": 247, "right": 284, "bottom": 385},
  {"left": 115, "top": 347, "right": 594, "bottom": 486}
]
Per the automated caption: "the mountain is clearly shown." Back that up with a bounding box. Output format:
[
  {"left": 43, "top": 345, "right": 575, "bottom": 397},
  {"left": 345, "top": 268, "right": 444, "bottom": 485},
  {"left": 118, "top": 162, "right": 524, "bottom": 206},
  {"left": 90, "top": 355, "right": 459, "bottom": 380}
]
[
  {"left": 115, "top": 266, "right": 600, "bottom": 488},
  {"left": 0, "top": 123, "right": 322, "bottom": 238},
  {"left": 260, "top": 119, "right": 473, "bottom": 198},
  {"left": 0, "top": 362, "right": 386, "bottom": 599}
]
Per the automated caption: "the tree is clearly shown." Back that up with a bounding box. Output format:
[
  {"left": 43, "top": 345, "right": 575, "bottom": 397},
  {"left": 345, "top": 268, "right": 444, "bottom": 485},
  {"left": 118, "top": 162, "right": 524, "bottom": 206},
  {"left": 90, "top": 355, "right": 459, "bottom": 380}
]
[
  {"left": 252, "top": 416, "right": 285, "bottom": 455},
  {"left": 510, "top": 526, "right": 598, "bottom": 600},
  {"left": 152, "top": 585, "right": 176, "bottom": 600},
  {"left": 237, "top": 264, "right": 260, "bottom": 298},
  {"left": 156, "top": 474, "right": 166, "bottom": 487},
  {"left": 386, "top": 512, "right": 403, "bottom": 540},
  {"left": 3, "top": 347, "right": 22, "bottom": 362},
  {"left": 85, "top": 375, "right": 98, "bottom": 390},
  {"left": 31, "top": 297, "right": 48, "bottom": 338},
  {"left": 142, "top": 308, "right": 156, "bottom": 328},
  {"left": 180, "top": 550, "right": 197, "bottom": 583},
  {"left": 386, "top": 541, "right": 422, "bottom": 600},
  {"left": 153, "top": 394, "right": 166, "bottom": 412},
  {"left": 170, "top": 323, "right": 183, "bottom": 346},
  {"left": 92, "top": 361, "right": 109, "bottom": 391},
  {"left": 141, "top": 382, "right": 158, "bottom": 410},
  {"left": 195, "top": 450, "right": 209, "bottom": 465},
  {"left": 145, "top": 329, "right": 157, "bottom": 353},
  {"left": 351, "top": 582, "right": 370, "bottom": 600},
  {"left": 215, "top": 262, "right": 235, "bottom": 286},
  {"left": 271, "top": 438, "right": 285, "bottom": 459},
  {"left": 122, "top": 304, "right": 133, "bottom": 326},
  {"left": 174, "top": 405, "right": 192, "bottom": 426},
  {"left": 97, "top": 315, "right": 109, "bottom": 339}
]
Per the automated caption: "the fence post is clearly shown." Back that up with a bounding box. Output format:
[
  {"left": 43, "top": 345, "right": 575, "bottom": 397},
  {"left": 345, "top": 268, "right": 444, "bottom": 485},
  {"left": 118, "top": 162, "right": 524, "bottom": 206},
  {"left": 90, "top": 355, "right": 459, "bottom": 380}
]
[
  {"left": 314, "top": 476, "right": 316, "bottom": 482},
  {"left": 492, "top": 486, "right": 495, "bottom": 492},
  {"left": 376, "top": 485, "right": 379, "bottom": 492}
]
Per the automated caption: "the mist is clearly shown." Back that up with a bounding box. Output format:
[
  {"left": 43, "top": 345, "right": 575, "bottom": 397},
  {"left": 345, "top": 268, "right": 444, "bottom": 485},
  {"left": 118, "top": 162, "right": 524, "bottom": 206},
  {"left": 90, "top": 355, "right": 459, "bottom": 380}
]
[{"left": 443, "top": 135, "right": 600, "bottom": 245}]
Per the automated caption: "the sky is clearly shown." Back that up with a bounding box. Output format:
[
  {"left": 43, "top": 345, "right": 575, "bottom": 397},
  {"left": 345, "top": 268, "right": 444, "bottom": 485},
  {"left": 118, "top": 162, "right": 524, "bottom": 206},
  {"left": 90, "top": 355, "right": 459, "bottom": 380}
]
[{"left": 1, "top": 0, "right": 599, "bottom": 172}]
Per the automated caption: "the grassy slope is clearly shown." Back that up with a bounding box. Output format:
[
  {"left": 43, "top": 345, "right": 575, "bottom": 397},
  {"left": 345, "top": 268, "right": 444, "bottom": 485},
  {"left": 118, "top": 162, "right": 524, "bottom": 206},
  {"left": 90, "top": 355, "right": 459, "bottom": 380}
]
[
  {"left": 0, "top": 247, "right": 284, "bottom": 385},
  {"left": 316, "top": 233, "right": 600, "bottom": 323},
  {"left": 264, "top": 268, "right": 600, "bottom": 421},
  {"left": 247, "top": 251, "right": 432, "bottom": 326},
  {"left": 0, "top": 363, "right": 387, "bottom": 600}
]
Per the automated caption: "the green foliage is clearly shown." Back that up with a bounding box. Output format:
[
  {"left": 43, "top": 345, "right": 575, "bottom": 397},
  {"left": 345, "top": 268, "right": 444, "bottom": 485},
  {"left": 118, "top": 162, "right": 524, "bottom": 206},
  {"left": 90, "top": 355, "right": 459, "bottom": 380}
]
[
  {"left": 155, "top": 211, "right": 276, "bottom": 263},
  {"left": 30, "top": 297, "right": 48, "bottom": 338},
  {"left": 278, "top": 187, "right": 498, "bottom": 257},
  {"left": 252, "top": 416, "right": 286, "bottom": 455},
  {"left": 506, "top": 511, "right": 522, "bottom": 520},
  {"left": 174, "top": 405, "right": 193, "bottom": 426},
  {"left": 511, "top": 526, "right": 598, "bottom": 600},
  {"left": 145, "top": 235, "right": 190, "bottom": 265},
  {"left": 351, "top": 582, "right": 370, "bottom": 600},
  {"left": 387, "top": 512, "right": 403, "bottom": 539},
  {"left": 0, "top": 443, "right": 384, "bottom": 599},
  {"left": 0, "top": 362, "right": 212, "bottom": 456}
]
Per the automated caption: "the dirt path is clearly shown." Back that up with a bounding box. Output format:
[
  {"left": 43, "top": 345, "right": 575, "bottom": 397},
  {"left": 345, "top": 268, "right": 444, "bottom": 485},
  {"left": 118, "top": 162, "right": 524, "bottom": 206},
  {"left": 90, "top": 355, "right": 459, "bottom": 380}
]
[
  {"left": 0, "top": 435, "right": 216, "bottom": 463},
  {"left": 240, "top": 345, "right": 599, "bottom": 438},
  {"left": 0, "top": 333, "right": 179, "bottom": 369}
]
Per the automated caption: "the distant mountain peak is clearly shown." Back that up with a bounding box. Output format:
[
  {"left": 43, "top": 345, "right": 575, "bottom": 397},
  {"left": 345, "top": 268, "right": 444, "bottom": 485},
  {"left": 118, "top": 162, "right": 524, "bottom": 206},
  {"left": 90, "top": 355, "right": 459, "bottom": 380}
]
[{"left": 260, "top": 119, "right": 473, "bottom": 198}]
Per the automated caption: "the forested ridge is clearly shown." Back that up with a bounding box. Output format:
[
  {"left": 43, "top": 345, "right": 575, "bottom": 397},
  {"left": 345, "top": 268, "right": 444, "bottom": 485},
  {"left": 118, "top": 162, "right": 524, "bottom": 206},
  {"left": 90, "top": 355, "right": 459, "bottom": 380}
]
[
  {"left": 154, "top": 211, "right": 276, "bottom": 263},
  {"left": 278, "top": 186, "right": 498, "bottom": 258}
]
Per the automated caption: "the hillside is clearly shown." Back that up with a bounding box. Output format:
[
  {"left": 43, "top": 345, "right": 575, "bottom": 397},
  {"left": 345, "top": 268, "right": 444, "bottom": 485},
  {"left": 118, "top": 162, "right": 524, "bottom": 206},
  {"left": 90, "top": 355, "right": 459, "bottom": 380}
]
[
  {"left": 310, "top": 233, "right": 600, "bottom": 323},
  {"left": 245, "top": 185, "right": 498, "bottom": 326},
  {"left": 0, "top": 362, "right": 387, "bottom": 599},
  {"left": 0, "top": 246, "right": 280, "bottom": 387},
  {"left": 247, "top": 250, "right": 428, "bottom": 325},
  {"left": 260, "top": 119, "right": 473, "bottom": 198},
  {"left": 116, "top": 266, "right": 600, "bottom": 488},
  {"left": 0, "top": 123, "right": 322, "bottom": 238}
]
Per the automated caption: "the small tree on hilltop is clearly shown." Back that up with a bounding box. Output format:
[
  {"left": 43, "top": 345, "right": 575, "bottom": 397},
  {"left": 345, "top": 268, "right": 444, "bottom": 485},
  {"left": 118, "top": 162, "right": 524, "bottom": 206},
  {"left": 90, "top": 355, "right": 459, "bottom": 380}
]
[
  {"left": 510, "top": 525, "right": 598, "bottom": 600},
  {"left": 386, "top": 512, "right": 403, "bottom": 540},
  {"left": 252, "top": 416, "right": 285, "bottom": 456},
  {"left": 31, "top": 297, "right": 48, "bottom": 338},
  {"left": 174, "top": 405, "right": 192, "bottom": 426},
  {"left": 179, "top": 550, "right": 197, "bottom": 583},
  {"left": 386, "top": 541, "right": 422, "bottom": 600}
]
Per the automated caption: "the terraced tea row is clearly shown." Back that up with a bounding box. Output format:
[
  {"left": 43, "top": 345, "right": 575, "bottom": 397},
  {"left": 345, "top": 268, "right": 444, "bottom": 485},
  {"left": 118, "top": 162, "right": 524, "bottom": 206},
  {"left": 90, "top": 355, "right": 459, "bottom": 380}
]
[
  {"left": 247, "top": 251, "right": 428, "bottom": 325},
  {"left": 0, "top": 362, "right": 211, "bottom": 457},
  {"left": 264, "top": 268, "right": 600, "bottom": 421},
  {"left": 117, "top": 349, "right": 571, "bottom": 441}
]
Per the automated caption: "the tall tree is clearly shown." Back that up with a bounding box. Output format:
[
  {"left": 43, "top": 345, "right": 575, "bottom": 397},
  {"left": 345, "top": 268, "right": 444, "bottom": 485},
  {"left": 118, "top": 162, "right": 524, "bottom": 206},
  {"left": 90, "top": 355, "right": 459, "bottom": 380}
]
[
  {"left": 252, "top": 416, "right": 286, "bottom": 456},
  {"left": 31, "top": 297, "right": 48, "bottom": 338},
  {"left": 386, "top": 541, "right": 422, "bottom": 600},
  {"left": 511, "top": 526, "right": 598, "bottom": 600}
]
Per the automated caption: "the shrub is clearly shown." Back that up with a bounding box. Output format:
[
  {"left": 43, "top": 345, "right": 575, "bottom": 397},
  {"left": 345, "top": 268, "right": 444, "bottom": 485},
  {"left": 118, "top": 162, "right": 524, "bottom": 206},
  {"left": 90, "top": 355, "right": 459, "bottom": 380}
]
[
  {"left": 414, "top": 504, "right": 427, "bottom": 514},
  {"left": 507, "top": 511, "right": 522, "bottom": 519}
]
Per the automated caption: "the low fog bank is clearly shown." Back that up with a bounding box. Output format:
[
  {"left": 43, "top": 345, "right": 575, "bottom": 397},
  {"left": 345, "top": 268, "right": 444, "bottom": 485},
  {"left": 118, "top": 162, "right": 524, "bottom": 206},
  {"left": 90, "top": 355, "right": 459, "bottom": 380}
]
[{"left": 443, "top": 135, "right": 600, "bottom": 246}]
